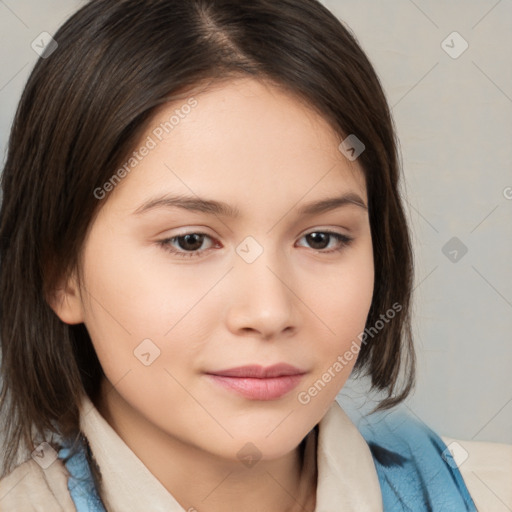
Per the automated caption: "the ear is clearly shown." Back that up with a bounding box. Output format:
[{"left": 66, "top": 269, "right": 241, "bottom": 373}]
[{"left": 46, "top": 270, "right": 85, "bottom": 325}]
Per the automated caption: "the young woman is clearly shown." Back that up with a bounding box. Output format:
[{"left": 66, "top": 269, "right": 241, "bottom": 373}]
[{"left": 0, "top": 1, "right": 509, "bottom": 511}]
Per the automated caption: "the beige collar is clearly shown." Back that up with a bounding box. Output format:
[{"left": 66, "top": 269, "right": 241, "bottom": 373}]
[{"left": 79, "top": 394, "right": 382, "bottom": 511}]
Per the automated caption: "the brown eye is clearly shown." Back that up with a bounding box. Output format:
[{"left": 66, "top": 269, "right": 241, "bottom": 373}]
[
  {"left": 298, "top": 231, "right": 353, "bottom": 253},
  {"left": 175, "top": 233, "right": 206, "bottom": 252},
  {"left": 158, "top": 232, "right": 217, "bottom": 259},
  {"left": 305, "top": 232, "right": 330, "bottom": 250}
]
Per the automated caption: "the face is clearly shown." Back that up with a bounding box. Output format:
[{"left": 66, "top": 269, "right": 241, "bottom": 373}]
[{"left": 53, "top": 77, "right": 374, "bottom": 462}]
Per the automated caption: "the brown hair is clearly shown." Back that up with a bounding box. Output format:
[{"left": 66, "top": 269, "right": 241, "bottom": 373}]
[{"left": 0, "top": 0, "right": 415, "bottom": 493}]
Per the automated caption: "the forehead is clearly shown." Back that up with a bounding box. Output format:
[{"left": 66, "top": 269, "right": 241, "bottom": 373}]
[{"left": 105, "top": 77, "right": 367, "bottom": 211}]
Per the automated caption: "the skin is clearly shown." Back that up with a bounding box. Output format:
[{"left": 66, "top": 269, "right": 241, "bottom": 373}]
[{"left": 50, "top": 77, "right": 374, "bottom": 512}]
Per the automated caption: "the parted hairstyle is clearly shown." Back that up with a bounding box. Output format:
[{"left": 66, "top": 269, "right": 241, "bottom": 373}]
[{"left": 0, "top": 0, "right": 415, "bottom": 491}]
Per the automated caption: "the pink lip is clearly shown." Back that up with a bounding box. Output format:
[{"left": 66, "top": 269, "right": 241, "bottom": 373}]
[{"left": 206, "top": 364, "right": 306, "bottom": 400}]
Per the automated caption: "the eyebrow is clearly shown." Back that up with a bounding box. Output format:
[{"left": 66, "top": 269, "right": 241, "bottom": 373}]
[{"left": 132, "top": 192, "right": 368, "bottom": 218}]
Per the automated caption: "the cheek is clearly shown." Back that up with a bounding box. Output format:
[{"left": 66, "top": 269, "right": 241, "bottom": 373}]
[
  {"left": 81, "top": 230, "right": 220, "bottom": 337},
  {"left": 78, "top": 233, "right": 221, "bottom": 382}
]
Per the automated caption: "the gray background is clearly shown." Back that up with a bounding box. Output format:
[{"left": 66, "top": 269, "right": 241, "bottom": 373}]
[{"left": 0, "top": 0, "right": 510, "bottom": 447}]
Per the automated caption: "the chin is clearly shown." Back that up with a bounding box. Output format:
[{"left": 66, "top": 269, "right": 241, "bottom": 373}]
[{"left": 227, "top": 426, "right": 309, "bottom": 463}]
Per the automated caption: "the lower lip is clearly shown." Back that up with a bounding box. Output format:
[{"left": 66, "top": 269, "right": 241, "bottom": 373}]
[{"left": 206, "top": 374, "right": 305, "bottom": 400}]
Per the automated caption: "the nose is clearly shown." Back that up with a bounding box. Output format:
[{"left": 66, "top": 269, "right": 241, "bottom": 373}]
[{"left": 224, "top": 246, "right": 300, "bottom": 340}]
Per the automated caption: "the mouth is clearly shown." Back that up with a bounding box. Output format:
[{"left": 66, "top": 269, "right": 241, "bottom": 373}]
[{"left": 205, "top": 363, "right": 307, "bottom": 401}]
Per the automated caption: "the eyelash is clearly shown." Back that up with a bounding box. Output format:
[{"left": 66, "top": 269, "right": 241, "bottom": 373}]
[{"left": 157, "top": 230, "right": 354, "bottom": 259}]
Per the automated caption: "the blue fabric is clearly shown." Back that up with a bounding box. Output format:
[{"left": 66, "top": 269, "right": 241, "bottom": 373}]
[
  {"left": 357, "top": 408, "right": 478, "bottom": 511},
  {"left": 57, "top": 443, "right": 106, "bottom": 512},
  {"left": 58, "top": 410, "right": 478, "bottom": 512}
]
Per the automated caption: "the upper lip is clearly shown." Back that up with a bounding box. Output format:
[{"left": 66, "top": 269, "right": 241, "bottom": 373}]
[{"left": 207, "top": 363, "right": 306, "bottom": 378}]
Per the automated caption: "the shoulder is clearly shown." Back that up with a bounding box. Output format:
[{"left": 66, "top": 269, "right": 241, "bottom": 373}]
[
  {"left": 441, "top": 435, "right": 512, "bottom": 512},
  {"left": 0, "top": 456, "right": 77, "bottom": 511}
]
